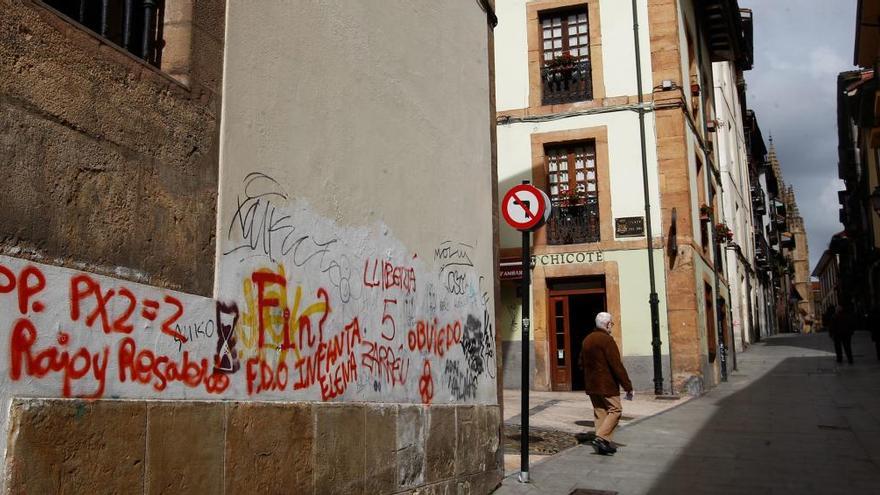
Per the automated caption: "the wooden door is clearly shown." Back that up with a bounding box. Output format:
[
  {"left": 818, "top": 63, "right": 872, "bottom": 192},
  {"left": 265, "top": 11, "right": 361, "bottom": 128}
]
[{"left": 549, "top": 296, "right": 571, "bottom": 390}]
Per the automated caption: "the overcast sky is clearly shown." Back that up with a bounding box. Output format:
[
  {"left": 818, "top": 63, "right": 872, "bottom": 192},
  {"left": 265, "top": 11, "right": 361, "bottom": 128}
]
[{"left": 739, "top": 0, "right": 857, "bottom": 271}]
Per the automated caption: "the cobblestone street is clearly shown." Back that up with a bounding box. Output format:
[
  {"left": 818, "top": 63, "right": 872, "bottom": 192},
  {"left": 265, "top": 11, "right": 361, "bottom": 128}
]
[{"left": 495, "top": 332, "right": 880, "bottom": 495}]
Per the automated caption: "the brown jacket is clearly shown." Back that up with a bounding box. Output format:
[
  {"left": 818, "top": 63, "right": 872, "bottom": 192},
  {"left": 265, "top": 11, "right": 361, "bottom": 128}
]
[{"left": 579, "top": 329, "right": 632, "bottom": 396}]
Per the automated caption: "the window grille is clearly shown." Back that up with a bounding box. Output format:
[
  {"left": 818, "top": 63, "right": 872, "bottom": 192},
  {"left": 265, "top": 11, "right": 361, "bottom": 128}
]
[{"left": 44, "top": 0, "right": 165, "bottom": 67}]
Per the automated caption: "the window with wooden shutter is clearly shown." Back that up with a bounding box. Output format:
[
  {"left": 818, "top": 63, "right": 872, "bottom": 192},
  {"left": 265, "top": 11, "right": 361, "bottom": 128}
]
[
  {"left": 546, "top": 142, "right": 599, "bottom": 244},
  {"left": 540, "top": 8, "right": 593, "bottom": 105}
]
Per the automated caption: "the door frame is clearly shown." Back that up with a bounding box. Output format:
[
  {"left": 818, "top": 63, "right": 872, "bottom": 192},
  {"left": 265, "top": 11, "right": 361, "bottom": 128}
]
[
  {"left": 548, "top": 295, "right": 571, "bottom": 390},
  {"left": 547, "top": 285, "right": 606, "bottom": 391}
]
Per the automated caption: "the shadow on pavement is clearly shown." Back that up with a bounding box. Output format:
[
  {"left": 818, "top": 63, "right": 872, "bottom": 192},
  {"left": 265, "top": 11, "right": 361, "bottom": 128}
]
[
  {"left": 759, "top": 332, "right": 838, "bottom": 352},
  {"left": 644, "top": 338, "right": 880, "bottom": 494},
  {"left": 760, "top": 329, "right": 878, "bottom": 355}
]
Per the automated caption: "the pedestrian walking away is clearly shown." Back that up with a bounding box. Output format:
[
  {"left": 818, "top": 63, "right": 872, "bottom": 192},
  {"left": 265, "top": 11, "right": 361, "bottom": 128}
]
[
  {"left": 578, "top": 312, "right": 633, "bottom": 456},
  {"left": 829, "top": 304, "right": 855, "bottom": 364},
  {"left": 869, "top": 306, "right": 880, "bottom": 361}
]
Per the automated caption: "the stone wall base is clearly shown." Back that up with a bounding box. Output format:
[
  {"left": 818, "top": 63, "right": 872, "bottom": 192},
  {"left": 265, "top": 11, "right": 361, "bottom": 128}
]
[{"left": 5, "top": 399, "right": 502, "bottom": 494}]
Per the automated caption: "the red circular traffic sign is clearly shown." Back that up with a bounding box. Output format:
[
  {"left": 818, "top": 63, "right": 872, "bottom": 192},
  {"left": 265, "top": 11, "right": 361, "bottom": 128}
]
[{"left": 502, "top": 184, "right": 549, "bottom": 231}]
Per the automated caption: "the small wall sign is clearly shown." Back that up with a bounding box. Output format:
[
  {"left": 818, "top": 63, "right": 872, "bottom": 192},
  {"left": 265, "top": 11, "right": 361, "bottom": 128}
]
[
  {"left": 615, "top": 216, "right": 645, "bottom": 237},
  {"left": 499, "top": 258, "right": 524, "bottom": 280}
]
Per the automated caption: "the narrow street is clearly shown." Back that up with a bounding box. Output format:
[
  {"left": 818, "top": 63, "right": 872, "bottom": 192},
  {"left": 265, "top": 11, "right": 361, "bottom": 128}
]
[{"left": 496, "top": 332, "right": 880, "bottom": 495}]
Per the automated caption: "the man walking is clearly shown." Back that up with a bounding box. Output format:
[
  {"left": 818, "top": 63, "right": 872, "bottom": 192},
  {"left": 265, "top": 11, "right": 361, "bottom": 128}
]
[
  {"left": 868, "top": 306, "right": 880, "bottom": 361},
  {"left": 579, "top": 312, "right": 633, "bottom": 455},
  {"left": 829, "top": 305, "right": 855, "bottom": 365}
]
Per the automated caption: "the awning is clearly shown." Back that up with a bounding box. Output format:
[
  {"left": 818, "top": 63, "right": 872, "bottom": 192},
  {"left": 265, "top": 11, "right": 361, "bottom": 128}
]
[{"left": 499, "top": 258, "right": 523, "bottom": 281}]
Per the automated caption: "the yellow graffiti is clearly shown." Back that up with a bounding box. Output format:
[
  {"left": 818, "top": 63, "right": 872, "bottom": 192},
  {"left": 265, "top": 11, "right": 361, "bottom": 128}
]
[{"left": 237, "top": 264, "right": 329, "bottom": 363}]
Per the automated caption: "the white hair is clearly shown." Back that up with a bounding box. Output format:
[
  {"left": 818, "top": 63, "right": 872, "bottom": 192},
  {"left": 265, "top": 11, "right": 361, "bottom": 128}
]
[{"left": 595, "top": 312, "right": 613, "bottom": 331}]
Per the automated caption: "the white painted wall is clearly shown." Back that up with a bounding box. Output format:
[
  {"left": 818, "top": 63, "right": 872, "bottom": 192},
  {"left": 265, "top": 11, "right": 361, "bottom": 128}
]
[
  {"left": 598, "top": 0, "right": 653, "bottom": 97},
  {"left": 494, "top": 0, "right": 654, "bottom": 112},
  {"left": 609, "top": 249, "right": 670, "bottom": 357},
  {"left": 495, "top": 0, "right": 530, "bottom": 111},
  {"left": 214, "top": 1, "right": 498, "bottom": 404}
]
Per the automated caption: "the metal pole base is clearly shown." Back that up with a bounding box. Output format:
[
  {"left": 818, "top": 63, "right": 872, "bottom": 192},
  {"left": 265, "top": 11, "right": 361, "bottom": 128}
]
[{"left": 518, "top": 471, "right": 530, "bottom": 483}]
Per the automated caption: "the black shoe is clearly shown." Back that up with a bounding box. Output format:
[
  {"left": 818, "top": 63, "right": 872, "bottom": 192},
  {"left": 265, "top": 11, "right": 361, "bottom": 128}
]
[
  {"left": 601, "top": 438, "right": 617, "bottom": 453},
  {"left": 592, "top": 438, "right": 615, "bottom": 455}
]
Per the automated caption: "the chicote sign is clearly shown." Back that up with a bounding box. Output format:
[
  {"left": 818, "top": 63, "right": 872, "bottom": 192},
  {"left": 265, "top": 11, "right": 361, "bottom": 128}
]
[{"left": 532, "top": 251, "right": 604, "bottom": 266}]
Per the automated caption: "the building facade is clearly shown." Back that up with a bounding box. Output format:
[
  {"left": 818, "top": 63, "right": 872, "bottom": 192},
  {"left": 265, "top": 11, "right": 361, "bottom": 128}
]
[
  {"left": 834, "top": 0, "right": 880, "bottom": 321},
  {"left": 495, "top": 0, "right": 754, "bottom": 396},
  {"left": 760, "top": 144, "right": 808, "bottom": 334},
  {"left": 742, "top": 109, "right": 778, "bottom": 342},
  {"left": 0, "top": 1, "right": 502, "bottom": 492},
  {"left": 712, "top": 29, "right": 763, "bottom": 353},
  {"left": 812, "top": 246, "right": 841, "bottom": 321}
]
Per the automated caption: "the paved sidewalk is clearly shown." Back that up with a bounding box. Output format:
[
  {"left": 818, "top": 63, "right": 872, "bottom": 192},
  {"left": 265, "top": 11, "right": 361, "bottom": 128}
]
[
  {"left": 503, "top": 389, "right": 688, "bottom": 435},
  {"left": 502, "top": 387, "right": 689, "bottom": 472},
  {"left": 494, "top": 331, "right": 880, "bottom": 495}
]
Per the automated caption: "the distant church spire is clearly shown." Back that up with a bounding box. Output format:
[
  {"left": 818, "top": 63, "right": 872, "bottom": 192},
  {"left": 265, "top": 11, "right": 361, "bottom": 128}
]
[{"left": 768, "top": 134, "right": 783, "bottom": 184}]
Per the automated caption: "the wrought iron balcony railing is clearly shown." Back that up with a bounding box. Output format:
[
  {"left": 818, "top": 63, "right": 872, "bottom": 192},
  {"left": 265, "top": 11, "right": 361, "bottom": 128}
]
[
  {"left": 750, "top": 186, "right": 766, "bottom": 215},
  {"left": 546, "top": 198, "right": 600, "bottom": 245},
  {"left": 541, "top": 60, "right": 593, "bottom": 105}
]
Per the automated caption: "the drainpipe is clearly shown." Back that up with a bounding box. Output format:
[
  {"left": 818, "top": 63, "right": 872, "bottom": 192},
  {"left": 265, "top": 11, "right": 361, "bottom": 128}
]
[{"left": 632, "top": 0, "right": 664, "bottom": 395}]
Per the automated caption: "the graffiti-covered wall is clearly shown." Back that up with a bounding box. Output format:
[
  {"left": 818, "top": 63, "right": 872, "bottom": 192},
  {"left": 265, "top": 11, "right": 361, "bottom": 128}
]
[
  {"left": 1, "top": 1, "right": 501, "bottom": 492},
  {"left": 215, "top": 1, "right": 499, "bottom": 405},
  {"left": 217, "top": 189, "right": 497, "bottom": 403}
]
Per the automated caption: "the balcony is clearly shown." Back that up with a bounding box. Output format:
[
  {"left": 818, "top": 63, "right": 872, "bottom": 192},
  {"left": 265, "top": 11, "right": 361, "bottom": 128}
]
[
  {"left": 754, "top": 233, "right": 769, "bottom": 264},
  {"left": 751, "top": 186, "right": 766, "bottom": 215},
  {"left": 754, "top": 202, "right": 766, "bottom": 216},
  {"left": 773, "top": 213, "right": 787, "bottom": 228},
  {"left": 541, "top": 59, "right": 593, "bottom": 106},
  {"left": 546, "top": 198, "right": 600, "bottom": 245},
  {"left": 772, "top": 200, "right": 787, "bottom": 216}
]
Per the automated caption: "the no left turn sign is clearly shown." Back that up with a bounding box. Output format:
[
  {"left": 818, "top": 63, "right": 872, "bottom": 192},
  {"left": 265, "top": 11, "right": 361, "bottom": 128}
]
[{"left": 502, "top": 184, "right": 551, "bottom": 231}]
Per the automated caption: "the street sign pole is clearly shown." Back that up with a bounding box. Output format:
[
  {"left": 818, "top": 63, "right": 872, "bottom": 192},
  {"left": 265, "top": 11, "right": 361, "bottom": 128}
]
[
  {"left": 519, "top": 189, "right": 531, "bottom": 483},
  {"left": 518, "top": 227, "right": 531, "bottom": 481},
  {"left": 500, "top": 180, "right": 549, "bottom": 485}
]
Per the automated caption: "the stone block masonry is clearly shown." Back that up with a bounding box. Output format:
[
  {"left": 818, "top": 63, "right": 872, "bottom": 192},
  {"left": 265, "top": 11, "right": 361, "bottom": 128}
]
[
  {"left": 6, "top": 400, "right": 501, "bottom": 495},
  {"left": 0, "top": 0, "right": 224, "bottom": 296}
]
